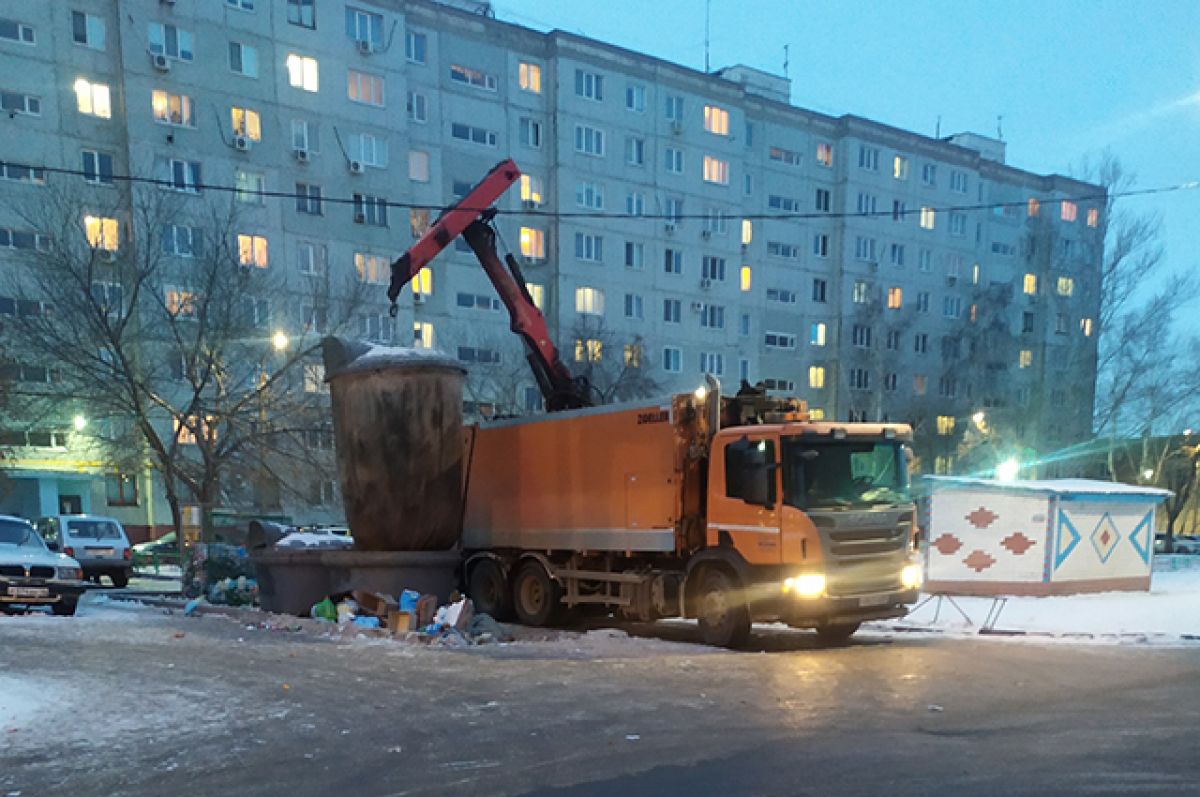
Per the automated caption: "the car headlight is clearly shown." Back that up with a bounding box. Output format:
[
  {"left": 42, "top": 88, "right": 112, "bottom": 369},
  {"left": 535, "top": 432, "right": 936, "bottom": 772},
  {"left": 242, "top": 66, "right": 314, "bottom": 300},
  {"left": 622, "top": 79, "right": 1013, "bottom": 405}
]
[
  {"left": 901, "top": 563, "right": 923, "bottom": 590},
  {"left": 782, "top": 573, "right": 826, "bottom": 598},
  {"left": 56, "top": 566, "right": 83, "bottom": 581}
]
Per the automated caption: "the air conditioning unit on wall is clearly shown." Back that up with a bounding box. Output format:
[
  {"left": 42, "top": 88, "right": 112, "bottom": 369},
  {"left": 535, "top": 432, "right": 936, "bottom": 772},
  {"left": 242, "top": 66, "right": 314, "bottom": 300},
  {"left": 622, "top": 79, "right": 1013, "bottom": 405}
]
[{"left": 349, "top": 160, "right": 365, "bottom": 174}]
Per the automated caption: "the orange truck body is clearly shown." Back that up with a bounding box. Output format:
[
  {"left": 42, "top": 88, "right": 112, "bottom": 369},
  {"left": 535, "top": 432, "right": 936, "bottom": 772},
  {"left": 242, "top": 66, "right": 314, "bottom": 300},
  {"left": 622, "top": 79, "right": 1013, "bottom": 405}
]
[{"left": 461, "top": 388, "right": 921, "bottom": 645}]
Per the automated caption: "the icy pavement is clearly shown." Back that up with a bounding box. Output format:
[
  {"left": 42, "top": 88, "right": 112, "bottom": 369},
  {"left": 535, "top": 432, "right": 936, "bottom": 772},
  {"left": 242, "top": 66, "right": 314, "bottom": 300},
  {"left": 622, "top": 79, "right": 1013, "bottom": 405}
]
[{"left": 883, "top": 562, "right": 1200, "bottom": 643}]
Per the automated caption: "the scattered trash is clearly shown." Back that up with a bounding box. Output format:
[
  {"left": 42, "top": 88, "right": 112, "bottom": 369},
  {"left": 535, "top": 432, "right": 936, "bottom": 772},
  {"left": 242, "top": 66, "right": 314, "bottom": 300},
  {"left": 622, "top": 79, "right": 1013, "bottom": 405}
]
[
  {"left": 625, "top": 734, "right": 640, "bottom": 741},
  {"left": 927, "top": 704, "right": 944, "bottom": 713},
  {"left": 183, "top": 598, "right": 203, "bottom": 617},
  {"left": 399, "top": 590, "right": 420, "bottom": 613},
  {"left": 183, "top": 543, "right": 255, "bottom": 601},
  {"left": 282, "top": 684, "right": 290, "bottom": 691},
  {"left": 352, "top": 616, "right": 381, "bottom": 629},
  {"left": 172, "top": 631, "right": 186, "bottom": 639},
  {"left": 387, "top": 746, "right": 403, "bottom": 754},
  {"left": 207, "top": 576, "right": 258, "bottom": 606},
  {"left": 310, "top": 598, "right": 337, "bottom": 623}
]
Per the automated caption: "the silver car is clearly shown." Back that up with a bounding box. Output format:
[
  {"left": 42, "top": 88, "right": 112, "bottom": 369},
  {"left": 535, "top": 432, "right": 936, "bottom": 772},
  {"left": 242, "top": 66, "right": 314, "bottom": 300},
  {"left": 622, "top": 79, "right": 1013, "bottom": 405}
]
[
  {"left": 0, "top": 515, "right": 86, "bottom": 615},
  {"left": 37, "top": 515, "right": 133, "bottom": 587}
]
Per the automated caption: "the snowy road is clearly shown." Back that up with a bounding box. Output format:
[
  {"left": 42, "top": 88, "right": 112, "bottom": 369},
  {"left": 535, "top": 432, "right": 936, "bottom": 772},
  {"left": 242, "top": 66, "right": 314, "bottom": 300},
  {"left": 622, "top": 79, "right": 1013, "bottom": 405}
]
[{"left": 2, "top": 597, "right": 1200, "bottom": 796}]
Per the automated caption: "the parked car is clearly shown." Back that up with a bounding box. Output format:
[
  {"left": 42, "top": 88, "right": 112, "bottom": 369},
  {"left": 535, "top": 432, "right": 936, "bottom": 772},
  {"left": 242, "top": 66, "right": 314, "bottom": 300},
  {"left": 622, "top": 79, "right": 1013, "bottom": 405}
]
[
  {"left": 132, "top": 531, "right": 180, "bottom": 567},
  {"left": 1174, "top": 535, "right": 1200, "bottom": 555},
  {"left": 0, "top": 515, "right": 86, "bottom": 615},
  {"left": 36, "top": 515, "right": 133, "bottom": 587}
]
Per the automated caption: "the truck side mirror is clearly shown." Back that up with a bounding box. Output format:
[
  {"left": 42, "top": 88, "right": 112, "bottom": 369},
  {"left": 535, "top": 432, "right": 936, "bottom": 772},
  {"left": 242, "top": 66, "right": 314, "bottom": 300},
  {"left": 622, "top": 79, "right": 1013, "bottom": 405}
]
[{"left": 725, "top": 436, "right": 777, "bottom": 509}]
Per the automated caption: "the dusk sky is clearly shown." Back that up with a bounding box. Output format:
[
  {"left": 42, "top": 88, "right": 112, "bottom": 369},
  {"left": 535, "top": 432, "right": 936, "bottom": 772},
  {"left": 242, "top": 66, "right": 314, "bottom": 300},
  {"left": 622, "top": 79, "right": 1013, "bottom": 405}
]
[{"left": 494, "top": 0, "right": 1200, "bottom": 306}]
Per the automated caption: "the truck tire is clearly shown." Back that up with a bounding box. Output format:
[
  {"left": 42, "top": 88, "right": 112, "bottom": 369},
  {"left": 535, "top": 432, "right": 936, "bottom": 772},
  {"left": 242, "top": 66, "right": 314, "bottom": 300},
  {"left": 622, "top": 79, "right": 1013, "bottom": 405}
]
[
  {"left": 815, "top": 622, "right": 861, "bottom": 644},
  {"left": 468, "top": 559, "right": 514, "bottom": 621},
  {"left": 512, "top": 560, "right": 561, "bottom": 627},
  {"left": 696, "top": 568, "right": 751, "bottom": 648}
]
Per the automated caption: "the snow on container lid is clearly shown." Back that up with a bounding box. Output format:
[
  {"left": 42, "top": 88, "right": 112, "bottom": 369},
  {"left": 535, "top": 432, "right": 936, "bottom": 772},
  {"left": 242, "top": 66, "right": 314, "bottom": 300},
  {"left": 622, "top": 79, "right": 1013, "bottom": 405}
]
[
  {"left": 321, "top": 337, "right": 465, "bottom": 379},
  {"left": 923, "top": 475, "right": 1173, "bottom": 500}
]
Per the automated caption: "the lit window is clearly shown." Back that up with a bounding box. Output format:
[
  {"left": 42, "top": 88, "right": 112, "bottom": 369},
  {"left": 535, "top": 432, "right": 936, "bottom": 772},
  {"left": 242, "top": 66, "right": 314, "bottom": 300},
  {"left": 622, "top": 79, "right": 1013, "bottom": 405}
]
[
  {"left": 1061, "top": 201, "right": 1077, "bottom": 222},
  {"left": 816, "top": 142, "right": 833, "bottom": 167},
  {"left": 348, "top": 69, "right": 385, "bottom": 106},
  {"left": 1023, "top": 274, "right": 1038, "bottom": 295},
  {"left": 520, "top": 227, "right": 545, "bottom": 259},
  {"left": 519, "top": 175, "right": 544, "bottom": 206},
  {"left": 230, "top": 106, "right": 261, "bottom": 140},
  {"left": 1080, "top": 317, "right": 1093, "bottom": 337},
  {"left": 354, "top": 252, "right": 388, "bottom": 283},
  {"left": 919, "top": 207, "right": 935, "bottom": 230},
  {"left": 808, "top": 366, "right": 825, "bottom": 389},
  {"left": 741, "top": 219, "right": 752, "bottom": 245},
  {"left": 702, "top": 156, "right": 729, "bottom": 185},
  {"left": 887, "top": 287, "right": 902, "bottom": 309},
  {"left": 1019, "top": 350, "right": 1033, "bottom": 368},
  {"left": 1028, "top": 198, "right": 1040, "bottom": 217},
  {"left": 84, "top": 215, "right": 118, "bottom": 251},
  {"left": 413, "top": 322, "right": 433, "bottom": 349},
  {"left": 937, "top": 416, "right": 955, "bottom": 436},
  {"left": 623, "top": 344, "right": 642, "bottom": 368},
  {"left": 74, "top": 78, "right": 111, "bottom": 118},
  {"left": 526, "top": 283, "right": 545, "bottom": 310},
  {"left": 1057, "top": 276, "right": 1074, "bottom": 296},
  {"left": 286, "top": 54, "right": 319, "bottom": 92},
  {"left": 412, "top": 267, "right": 433, "bottom": 297},
  {"left": 893, "top": 155, "right": 909, "bottom": 180},
  {"left": 451, "top": 64, "right": 498, "bottom": 91},
  {"left": 810, "top": 323, "right": 826, "bottom": 346},
  {"left": 739, "top": 266, "right": 752, "bottom": 292},
  {"left": 574, "top": 338, "right": 602, "bottom": 362},
  {"left": 703, "top": 105, "right": 729, "bottom": 135},
  {"left": 809, "top": 408, "right": 825, "bottom": 421},
  {"left": 165, "top": 287, "right": 197, "bottom": 318},
  {"left": 1086, "top": 208, "right": 1099, "bottom": 227},
  {"left": 519, "top": 62, "right": 541, "bottom": 93},
  {"left": 237, "top": 234, "right": 268, "bottom": 268},
  {"left": 151, "top": 90, "right": 193, "bottom": 127},
  {"left": 574, "top": 287, "right": 604, "bottom": 316}
]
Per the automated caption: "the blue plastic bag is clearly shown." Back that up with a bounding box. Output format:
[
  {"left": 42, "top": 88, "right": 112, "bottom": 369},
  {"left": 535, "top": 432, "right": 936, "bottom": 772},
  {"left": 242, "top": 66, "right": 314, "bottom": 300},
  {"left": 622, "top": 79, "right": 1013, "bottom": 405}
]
[
  {"left": 399, "top": 590, "right": 420, "bottom": 612},
  {"left": 353, "top": 616, "right": 381, "bottom": 629}
]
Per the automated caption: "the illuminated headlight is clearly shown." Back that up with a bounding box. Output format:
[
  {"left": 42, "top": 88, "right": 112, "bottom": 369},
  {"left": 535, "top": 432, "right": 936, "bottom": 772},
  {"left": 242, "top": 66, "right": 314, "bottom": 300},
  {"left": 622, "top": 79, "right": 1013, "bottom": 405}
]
[
  {"left": 56, "top": 566, "right": 83, "bottom": 581},
  {"left": 901, "top": 563, "right": 923, "bottom": 590},
  {"left": 782, "top": 573, "right": 826, "bottom": 598}
]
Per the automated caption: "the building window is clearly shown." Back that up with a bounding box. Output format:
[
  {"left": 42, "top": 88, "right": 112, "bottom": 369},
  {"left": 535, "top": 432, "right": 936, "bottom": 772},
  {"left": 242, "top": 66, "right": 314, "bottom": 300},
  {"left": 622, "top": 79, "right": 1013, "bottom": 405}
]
[
  {"left": 854, "top": 236, "right": 876, "bottom": 261},
  {"left": 662, "top": 347, "right": 682, "bottom": 373},
  {"left": 161, "top": 159, "right": 201, "bottom": 193},
  {"left": 1027, "top": 198, "right": 1041, "bottom": 217},
  {"left": 699, "top": 352, "right": 724, "bottom": 376},
  {"left": 741, "top": 219, "right": 753, "bottom": 245},
  {"left": 70, "top": 12, "right": 104, "bottom": 49},
  {"left": 893, "top": 155, "right": 909, "bottom": 180},
  {"left": 345, "top": 6, "right": 383, "bottom": 46},
  {"left": 808, "top": 322, "right": 826, "bottom": 347},
  {"left": 1057, "top": 276, "right": 1075, "bottom": 296},
  {"left": 740, "top": 266, "right": 752, "bottom": 292},
  {"left": 624, "top": 293, "right": 644, "bottom": 320},
  {"left": 353, "top": 252, "right": 388, "bottom": 284},
  {"left": 105, "top": 473, "right": 138, "bottom": 507},
  {"left": 1087, "top": 208, "right": 1100, "bottom": 227},
  {"left": 702, "top": 156, "right": 729, "bottom": 185},
  {"left": 74, "top": 78, "right": 111, "bottom": 118},
  {"left": 938, "top": 377, "right": 957, "bottom": 398},
  {"left": 286, "top": 54, "right": 320, "bottom": 92},
  {"left": 150, "top": 91, "right": 193, "bottom": 127},
  {"left": 921, "top": 163, "right": 936, "bottom": 186},
  {"left": 451, "top": 122, "right": 497, "bottom": 148},
  {"left": 703, "top": 105, "right": 729, "bottom": 135},
  {"left": 887, "top": 287, "right": 902, "bottom": 309},
  {"left": 410, "top": 266, "right": 432, "bottom": 297},
  {"left": 767, "top": 242, "right": 800, "bottom": 260},
  {"left": 942, "top": 297, "right": 962, "bottom": 319},
  {"left": 949, "top": 212, "right": 966, "bottom": 236},
  {"left": 512, "top": 227, "right": 544, "bottom": 260},
  {"left": 291, "top": 119, "right": 320, "bottom": 153},
  {"left": 574, "top": 125, "right": 606, "bottom": 156},
  {"left": 858, "top": 145, "right": 879, "bottom": 171},
  {"left": 625, "top": 242, "right": 644, "bottom": 270},
  {"left": 625, "top": 136, "right": 645, "bottom": 166},
  {"left": 574, "top": 69, "right": 604, "bottom": 100},
  {"left": 516, "top": 61, "right": 542, "bottom": 94},
  {"left": 665, "top": 94, "right": 684, "bottom": 123},
  {"left": 161, "top": 224, "right": 201, "bottom": 257},
  {"left": 148, "top": 23, "right": 194, "bottom": 61},
  {"left": 764, "top": 332, "right": 796, "bottom": 349},
  {"left": 408, "top": 150, "right": 430, "bottom": 182},
  {"left": 230, "top": 106, "right": 261, "bottom": 140},
  {"left": 237, "top": 234, "right": 268, "bottom": 268},
  {"left": 575, "top": 287, "right": 604, "bottom": 316},
  {"left": 295, "top": 182, "right": 322, "bottom": 215},
  {"left": 664, "top": 248, "right": 682, "bottom": 275},
  {"left": 520, "top": 117, "right": 543, "bottom": 148},
  {"left": 849, "top": 369, "right": 870, "bottom": 390},
  {"left": 625, "top": 191, "right": 645, "bottom": 216},
  {"left": 83, "top": 215, "right": 119, "bottom": 251},
  {"left": 769, "top": 146, "right": 801, "bottom": 166},
  {"left": 804, "top": 366, "right": 824, "bottom": 389},
  {"left": 1061, "top": 201, "right": 1078, "bottom": 222},
  {"left": 1, "top": 90, "right": 40, "bottom": 117},
  {"left": 348, "top": 69, "right": 384, "bottom": 106},
  {"left": 816, "top": 142, "right": 833, "bottom": 167},
  {"left": 885, "top": 330, "right": 900, "bottom": 350},
  {"left": 353, "top": 194, "right": 388, "bottom": 227},
  {"left": 1019, "top": 349, "right": 1033, "bottom": 368},
  {"left": 234, "top": 170, "right": 264, "bottom": 203},
  {"left": 663, "top": 299, "right": 681, "bottom": 324},
  {"left": 890, "top": 243, "right": 905, "bottom": 266},
  {"left": 665, "top": 147, "right": 684, "bottom": 174},
  {"left": 1081, "top": 317, "right": 1094, "bottom": 337},
  {"left": 80, "top": 151, "right": 113, "bottom": 185},
  {"left": 920, "top": 207, "right": 936, "bottom": 230},
  {"left": 450, "top": 63, "right": 497, "bottom": 92},
  {"left": 937, "top": 416, "right": 955, "bottom": 436},
  {"left": 913, "top": 375, "right": 926, "bottom": 396},
  {"left": 950, "top": 170, "right": 968, "bottom": 193},
  {"left": 296, "top": 241, "right": 327, "bottom": 276},
  {"left": 574, "top": 233, "right": 603, "bottom": 262},
  {"left": 287, "top": 0, "right": 316, "bottom": 28},
  {"left": 665, "top": 198, "right": 684, "bottom": 224},
  {"left": 814, "top": 188, "right": 831, "bottom": 213},
  {"left": 346, "top": 133, "right": 387, "bottom": 167},
  {"left": 767, "top": 288, "right": 797, "bottom": 304},
  {"left": 625, "top": 84, "right": 646, "bottom": 112},
  {"left": 1023, "top": 273, "right": 1038, "bottom": 295},
  {"left": 700, "top": 304, "right": 725, "bottom": 329},
  {"left": 229, "top": 42, "right": 259, "bottom": 77},
  {"left": 811, "top": 278, "right": 827, "bottom": 303},
  {"left": 852, "top": 324, "right": 871, "bottom": 348}
]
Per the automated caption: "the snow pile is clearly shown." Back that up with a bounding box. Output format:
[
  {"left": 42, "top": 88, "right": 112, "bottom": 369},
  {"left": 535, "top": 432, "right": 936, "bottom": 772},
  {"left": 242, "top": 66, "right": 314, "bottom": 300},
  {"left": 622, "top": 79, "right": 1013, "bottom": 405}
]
[
  {"left": 897, "top": 568, "right": 1200, "bottom": 641},
  {"left": 275, "top": 531, "right": 353, "bottom": 550}
]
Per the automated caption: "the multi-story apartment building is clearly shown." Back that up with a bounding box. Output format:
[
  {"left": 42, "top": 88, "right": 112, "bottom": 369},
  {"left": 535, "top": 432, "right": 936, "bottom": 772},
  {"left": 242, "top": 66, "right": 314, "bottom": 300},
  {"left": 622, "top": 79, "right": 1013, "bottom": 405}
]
[{"left": 0, "top": 0, "right": 1103, "bottom": 531}]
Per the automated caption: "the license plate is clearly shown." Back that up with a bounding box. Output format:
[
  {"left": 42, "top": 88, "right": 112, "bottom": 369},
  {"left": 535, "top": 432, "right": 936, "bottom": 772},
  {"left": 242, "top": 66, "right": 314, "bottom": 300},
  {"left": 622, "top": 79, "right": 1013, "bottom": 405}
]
[
  {"left": 859, "top": 594, "right": 890, "bottom": 607},
  {"left": 88, "top": 548, "right": 115, "bottom": 557},
  {"left": 7, "top": 586, "right": 50, "bottom": 598}
]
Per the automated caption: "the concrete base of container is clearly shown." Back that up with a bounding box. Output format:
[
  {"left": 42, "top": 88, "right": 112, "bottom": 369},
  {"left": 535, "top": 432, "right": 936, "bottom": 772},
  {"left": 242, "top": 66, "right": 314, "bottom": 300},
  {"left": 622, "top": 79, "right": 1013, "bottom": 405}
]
[{"left": 253, "top": 549, "right": 460, "bottom": 616}]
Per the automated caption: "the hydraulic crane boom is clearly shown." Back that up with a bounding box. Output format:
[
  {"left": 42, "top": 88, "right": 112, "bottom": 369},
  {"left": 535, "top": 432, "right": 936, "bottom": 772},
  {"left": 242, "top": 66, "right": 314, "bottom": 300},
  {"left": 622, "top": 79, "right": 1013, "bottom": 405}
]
[{"left": 386, "top": 159, "right": 592, "bottom": 412}]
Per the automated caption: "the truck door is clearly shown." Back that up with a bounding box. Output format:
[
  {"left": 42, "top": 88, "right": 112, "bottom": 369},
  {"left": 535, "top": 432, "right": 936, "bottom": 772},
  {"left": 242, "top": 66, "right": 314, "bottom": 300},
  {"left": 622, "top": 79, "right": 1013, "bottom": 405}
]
[{"left": 706, "top": 434, "right": 781, "bottom": 564}]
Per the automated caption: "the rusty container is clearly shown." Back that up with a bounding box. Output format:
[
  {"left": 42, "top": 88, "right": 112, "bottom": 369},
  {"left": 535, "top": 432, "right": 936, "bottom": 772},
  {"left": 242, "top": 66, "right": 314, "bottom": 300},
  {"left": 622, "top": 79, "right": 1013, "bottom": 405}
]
[{"left": 322, "top": 338, "right": 466, "bottom": 551}]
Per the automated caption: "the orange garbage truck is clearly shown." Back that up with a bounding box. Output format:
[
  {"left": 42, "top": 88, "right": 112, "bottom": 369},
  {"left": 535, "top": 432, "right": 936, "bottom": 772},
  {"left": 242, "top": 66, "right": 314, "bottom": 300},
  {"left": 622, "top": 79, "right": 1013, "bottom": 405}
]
[{"left": 386, "top": 159, "right": 921, "bottom": 646}]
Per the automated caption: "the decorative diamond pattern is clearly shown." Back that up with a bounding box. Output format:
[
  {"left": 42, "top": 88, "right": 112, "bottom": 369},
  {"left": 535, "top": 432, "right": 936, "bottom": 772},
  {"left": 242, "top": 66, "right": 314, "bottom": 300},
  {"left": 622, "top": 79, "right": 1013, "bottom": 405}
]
[
  {"left": 932, "top": 533, "right": 963, "bottom": 556},
  {"left": 965, "top": 506, "right": 999, "bottom": 529},
  {"left": 1001, "top": 532, "right": 1036, "bottom": 556},
  {"left": 963, "top": 549, "right": 996, "bottom": 573},
  {"left": 1090, "top": 514, "right": 1121, "bottom": 563}
]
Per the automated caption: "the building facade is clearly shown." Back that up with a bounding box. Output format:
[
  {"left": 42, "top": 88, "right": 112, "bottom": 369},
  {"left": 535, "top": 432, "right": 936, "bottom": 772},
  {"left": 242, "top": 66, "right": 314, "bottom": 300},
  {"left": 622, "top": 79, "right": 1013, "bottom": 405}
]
[{"left": 0, "top": 0, "right": 1104, "bottom": 529}]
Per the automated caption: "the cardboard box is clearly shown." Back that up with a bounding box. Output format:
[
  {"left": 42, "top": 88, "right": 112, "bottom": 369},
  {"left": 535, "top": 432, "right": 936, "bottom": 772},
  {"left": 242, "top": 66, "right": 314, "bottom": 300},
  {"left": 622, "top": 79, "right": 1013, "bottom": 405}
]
[
  {"left": 387, "top": 610, "right": 414, "bottom": 633},
  {"left": 353, "top": 590, "right": 398, "bottom": 618}
]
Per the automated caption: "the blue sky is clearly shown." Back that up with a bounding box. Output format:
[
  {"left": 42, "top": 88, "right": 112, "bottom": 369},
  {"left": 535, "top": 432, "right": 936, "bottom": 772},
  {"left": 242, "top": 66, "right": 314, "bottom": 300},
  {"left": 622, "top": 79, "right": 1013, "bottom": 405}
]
[{"left": 493, "top": 0, "right": 1200, "bottom": 289}]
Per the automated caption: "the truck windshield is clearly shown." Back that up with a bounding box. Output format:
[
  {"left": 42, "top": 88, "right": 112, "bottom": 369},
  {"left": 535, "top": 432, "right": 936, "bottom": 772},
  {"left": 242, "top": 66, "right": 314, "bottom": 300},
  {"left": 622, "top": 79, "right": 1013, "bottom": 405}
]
[{"left": 782, "top": 438, "right": 910, "bottom": 510}]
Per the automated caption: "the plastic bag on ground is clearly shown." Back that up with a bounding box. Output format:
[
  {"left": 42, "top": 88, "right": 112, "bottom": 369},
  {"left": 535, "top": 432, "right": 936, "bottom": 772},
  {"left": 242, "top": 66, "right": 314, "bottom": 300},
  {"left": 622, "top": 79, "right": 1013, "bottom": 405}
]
[{"left": 310, "top": 597, "right": 337, "bottom": 622}]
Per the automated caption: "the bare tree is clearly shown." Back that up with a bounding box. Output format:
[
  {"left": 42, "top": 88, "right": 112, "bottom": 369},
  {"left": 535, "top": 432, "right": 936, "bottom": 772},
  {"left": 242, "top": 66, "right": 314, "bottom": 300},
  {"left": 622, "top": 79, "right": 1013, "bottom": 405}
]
[{"left": 0, "top": 178, "right": 359, "bottom": 541}]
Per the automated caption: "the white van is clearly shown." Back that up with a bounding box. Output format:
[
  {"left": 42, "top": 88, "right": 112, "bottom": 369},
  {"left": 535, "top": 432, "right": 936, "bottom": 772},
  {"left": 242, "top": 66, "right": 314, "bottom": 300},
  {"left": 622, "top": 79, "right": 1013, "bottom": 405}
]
[{"left": 37, "top": 515, "right": 133, "bottom": 587}]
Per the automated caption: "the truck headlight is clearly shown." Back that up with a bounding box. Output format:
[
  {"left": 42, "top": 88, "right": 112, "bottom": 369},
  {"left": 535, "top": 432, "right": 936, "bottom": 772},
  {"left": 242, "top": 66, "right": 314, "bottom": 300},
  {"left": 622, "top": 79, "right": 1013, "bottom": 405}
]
[
  {"left": 57, "top": 566, "right": 83, "bottom": 581},
  {"left": 782, "top": 573, "right": 826, "bottom": 598},
  {"left": 901, "top": 563, "right": 923, "bottom": 590}
]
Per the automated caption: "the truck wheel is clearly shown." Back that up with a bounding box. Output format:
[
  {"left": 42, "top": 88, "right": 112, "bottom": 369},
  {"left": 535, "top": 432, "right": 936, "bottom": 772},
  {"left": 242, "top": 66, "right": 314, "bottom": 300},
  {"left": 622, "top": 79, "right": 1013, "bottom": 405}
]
[
  {"left": 696, "top": 569, "right": 751, "bottom": 648},
  {"left": 110, "top": 572, "right": 129, "bottom": 589},
  {"left": 815, "top": 622, "right": 861, "bottom": 644},
  {"left": 468, "top": 559, "right": 514, "bottom": 621},
  {"left": 512, "top": 561, "right": 561, "bottom": 627},
  {"left": 52, "top": 600, "right": 78, "bottom": 617}
]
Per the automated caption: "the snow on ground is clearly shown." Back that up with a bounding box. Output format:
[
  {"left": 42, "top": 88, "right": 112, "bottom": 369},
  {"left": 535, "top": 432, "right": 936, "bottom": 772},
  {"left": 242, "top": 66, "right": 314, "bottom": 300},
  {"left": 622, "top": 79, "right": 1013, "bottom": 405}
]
[{"left": 890, "top": 564, "right": 1200, "bottom": 642}]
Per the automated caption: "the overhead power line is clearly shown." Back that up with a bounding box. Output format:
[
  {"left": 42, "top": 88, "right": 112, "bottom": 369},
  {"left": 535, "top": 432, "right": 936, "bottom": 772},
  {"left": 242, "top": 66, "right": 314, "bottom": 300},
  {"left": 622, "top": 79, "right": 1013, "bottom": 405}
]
[{"left": 4, "top": 160, "right": 1198, "bottom": 223}]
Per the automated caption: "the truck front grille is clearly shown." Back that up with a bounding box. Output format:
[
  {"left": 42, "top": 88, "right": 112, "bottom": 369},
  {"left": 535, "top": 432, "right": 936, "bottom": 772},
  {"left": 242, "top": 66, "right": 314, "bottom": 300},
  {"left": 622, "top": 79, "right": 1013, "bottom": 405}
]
[
  {"left": 0, "top": 565, "right": 23, "bottom": 577},
  {"left": 828, "top": 527, "right": 908, "bottom": 558},
  {"left": 29, "top": 566, "right": 54, "bottom": 578}
]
